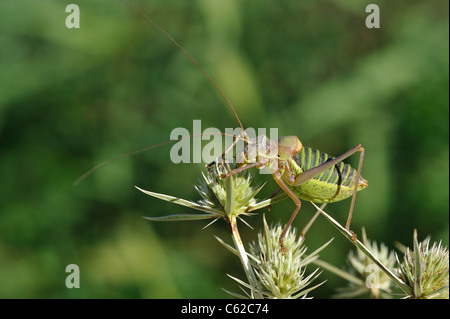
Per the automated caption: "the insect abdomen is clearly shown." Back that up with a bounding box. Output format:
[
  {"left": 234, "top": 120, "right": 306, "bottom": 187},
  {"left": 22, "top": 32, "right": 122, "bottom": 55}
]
[{"left": 288, "top": 147, "right": 366, "bottom": 203}]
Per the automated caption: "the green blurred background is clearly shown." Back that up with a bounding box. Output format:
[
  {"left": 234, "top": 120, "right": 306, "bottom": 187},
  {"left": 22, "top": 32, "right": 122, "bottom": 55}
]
[{"left": 0, "top": 0, "right": 448, "bottom": 298}]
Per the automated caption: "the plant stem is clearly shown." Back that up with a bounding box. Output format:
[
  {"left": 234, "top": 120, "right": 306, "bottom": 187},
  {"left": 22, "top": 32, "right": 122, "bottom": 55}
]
[
  {"left": 224, "top": 175, "right": 263, "bottom": 299},
  {"left": 228, "top": 217, "right": 263, "bottom": 299}
]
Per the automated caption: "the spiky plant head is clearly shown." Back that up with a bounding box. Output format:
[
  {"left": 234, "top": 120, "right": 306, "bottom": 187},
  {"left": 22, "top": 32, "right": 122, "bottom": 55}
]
[
  {"left": 335, "top": 228, "right": 397, "bottom": 299},
  {"left": 195, "top": 163, "right": 264, "bottom": 220},
  {"left": 397, "top": 230, "right": 449, "bottom": 299},
  {"left": 247, "top": 216, "right": 327, "bottom": 299}
]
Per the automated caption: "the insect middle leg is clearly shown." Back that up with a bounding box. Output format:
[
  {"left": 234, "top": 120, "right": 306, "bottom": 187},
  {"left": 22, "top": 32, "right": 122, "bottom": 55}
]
[
  {"left": 272, "top": 170, "right": 302, "bottom": 252},
  {"left": 267, "top": 188, "right": 282, "bottom": 212},
  {"left": 300, "top": 203, "right": 327, "bottom": 238}
]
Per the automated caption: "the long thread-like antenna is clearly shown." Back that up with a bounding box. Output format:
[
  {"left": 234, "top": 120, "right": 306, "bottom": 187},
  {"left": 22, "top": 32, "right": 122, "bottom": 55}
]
[
  {"left": 119, "top": 0, "right": 245, "bottom": 134},
  {"left": 74, "top": 1, "right": 248, "bottom": 185},
  {"left": 74, "top": 132, "right": 242, "bottom": 185}
]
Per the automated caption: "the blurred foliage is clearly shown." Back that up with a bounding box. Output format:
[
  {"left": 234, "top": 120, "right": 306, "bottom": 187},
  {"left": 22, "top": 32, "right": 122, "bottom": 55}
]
[{"left": 0, "top": 0, "right": 448, "bottom": 298}]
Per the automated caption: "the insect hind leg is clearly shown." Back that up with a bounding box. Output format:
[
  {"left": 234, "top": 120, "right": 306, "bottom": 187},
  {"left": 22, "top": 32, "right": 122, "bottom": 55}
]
[
  {"left": 345, "top": 145, "right": 365, "bottom": 233},
  {"left": 292, "top": 144, "right": 366, "bottom": 242}
]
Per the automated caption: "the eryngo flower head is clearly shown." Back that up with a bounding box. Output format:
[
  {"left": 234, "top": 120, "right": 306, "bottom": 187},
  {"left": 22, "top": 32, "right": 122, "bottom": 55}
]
[
  {"left": 335, "top": 228, "right": 397, "bottom": 299},
  {"left": 195, "top": 163, "right": 264, "bottom": 220},
  {"left": 248, "top": 216, "right": 327, "bottom": 299},
  {"left": 397, "top": 230, "right": 449, "bottom": 299},
  {"left": 138, "top": 163, "right": 283, "bottom": 225}
]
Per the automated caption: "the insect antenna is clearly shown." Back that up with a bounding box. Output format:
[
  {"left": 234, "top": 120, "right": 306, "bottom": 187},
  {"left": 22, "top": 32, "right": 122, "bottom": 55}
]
[
  {"left": 119, "top": 0, "right": 246, "bottom": 137},
  {"left": 74, "top": 132, "right": 243, "bottom": 186},
  {"left": 76, "top": 2, "right": 251, "bottom": 185}
]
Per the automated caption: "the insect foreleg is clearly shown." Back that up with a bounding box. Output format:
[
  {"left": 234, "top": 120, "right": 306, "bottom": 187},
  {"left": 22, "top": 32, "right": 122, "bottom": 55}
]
[
  {"left": 220, "top": 162, "right": 260, "bottom": 178},
  {"left": 210, "top": 132, "right": 248, "bottom": 167}
]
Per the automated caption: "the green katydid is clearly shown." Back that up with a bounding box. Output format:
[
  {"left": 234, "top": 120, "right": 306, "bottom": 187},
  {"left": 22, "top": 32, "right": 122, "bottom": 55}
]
[
  {"left": 218, "top": 135, "right": 367, "bottom": 250},
  {"left": 77, "top": 1, "right": 368, "bottom": 251}
]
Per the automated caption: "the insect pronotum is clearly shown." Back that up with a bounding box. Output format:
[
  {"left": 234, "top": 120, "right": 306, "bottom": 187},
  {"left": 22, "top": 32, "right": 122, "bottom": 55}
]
[{"left": 77, "top": 0, "right": 368, "bottom": 251}]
